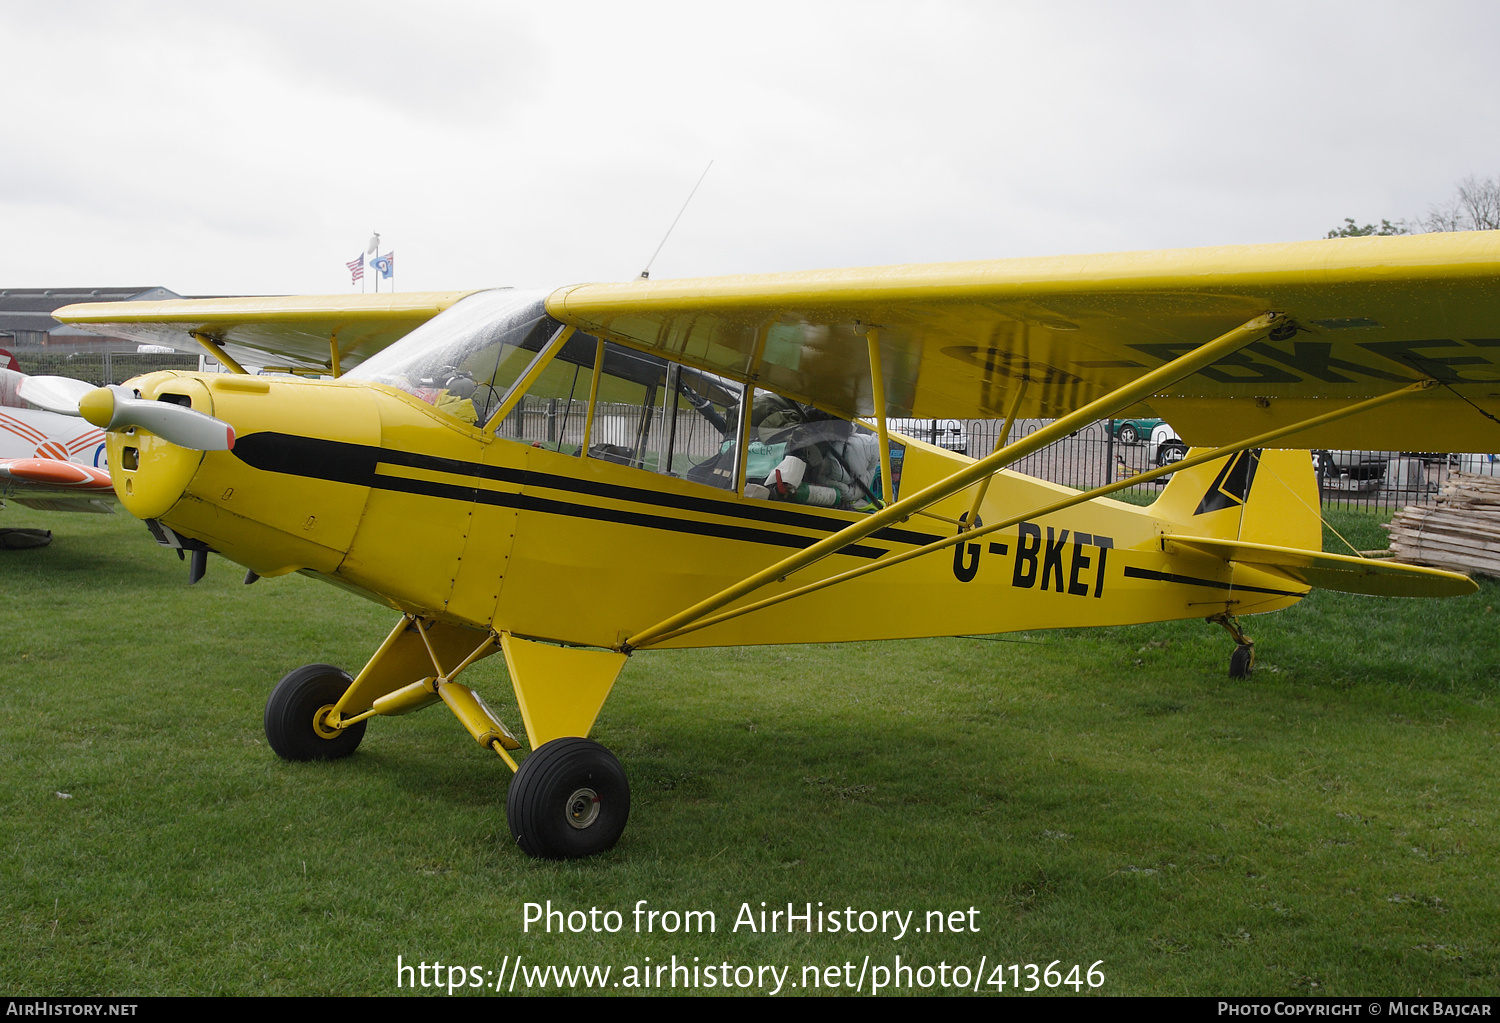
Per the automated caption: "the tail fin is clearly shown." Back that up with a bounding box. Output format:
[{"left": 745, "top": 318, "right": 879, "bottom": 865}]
[
  {"left": 1154, "top": 448, "right": 1474, "bottom": 599},
  {"left": 1153, "top": 448, "right": 1320, "bottom": 550}
]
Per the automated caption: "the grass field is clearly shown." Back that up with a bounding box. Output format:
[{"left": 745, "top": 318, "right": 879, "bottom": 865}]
[{"left": 2, "top": 504, "right": 1497, "bottom": 996}]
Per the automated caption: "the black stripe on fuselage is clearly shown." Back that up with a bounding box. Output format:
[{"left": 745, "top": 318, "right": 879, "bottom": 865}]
[
  {"left": 1122, "top": 565, "right": 1307, "bottom": 598},
  {"left": 231, "top": 433, "right": 922, "bottom": 558}
]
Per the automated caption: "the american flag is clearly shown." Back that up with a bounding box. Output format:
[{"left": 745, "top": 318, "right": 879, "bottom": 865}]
[{"left": 346, "top": 253, "right": 365, "bottom": 283}]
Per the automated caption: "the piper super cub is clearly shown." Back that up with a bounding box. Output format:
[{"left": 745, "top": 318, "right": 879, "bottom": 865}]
[{"left": 31, "top": 232, "right": 1495, "bottom": 858}]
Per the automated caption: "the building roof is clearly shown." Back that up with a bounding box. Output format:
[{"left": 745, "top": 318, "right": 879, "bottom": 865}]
[{"left": 0, "top": 287, "right": 182, "bottom": 336}]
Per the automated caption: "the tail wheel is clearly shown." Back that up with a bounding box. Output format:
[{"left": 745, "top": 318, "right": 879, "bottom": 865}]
[
  {"left": 264, "top": 664, "right": 365, "bottom": 761},
  {"left": 1229, "top": 644, "right": 1254, "bottom": 679},
  {"left": 506, "top": 737, "right": 629, "bottom": 859}
]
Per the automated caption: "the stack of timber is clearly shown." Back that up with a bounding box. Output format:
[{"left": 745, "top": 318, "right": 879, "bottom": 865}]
[{"left": 1385, "top": 471, "right": 1500, "bottom": 578}]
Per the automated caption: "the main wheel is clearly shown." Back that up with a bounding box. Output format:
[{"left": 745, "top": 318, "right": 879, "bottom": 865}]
[
  {"left": 1118, "top": 423, "right": 1140, "bottom": 445},
  {"left": 506, "top": 737, "right": 630, "bottom": 859},
  {"left": 264, "top": 664, "right": 365, "bottom": 761}
]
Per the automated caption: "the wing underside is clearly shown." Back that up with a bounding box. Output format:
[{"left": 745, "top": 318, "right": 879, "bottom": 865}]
[
  {"left": 0, "top": 458, "right": 114, "bottom": 513},
  {"left": 53, "top": 292, "right": 477, "bottom": 376},
  {"left": 547, "top": 233, "right": 1500, "bottom": 453}
]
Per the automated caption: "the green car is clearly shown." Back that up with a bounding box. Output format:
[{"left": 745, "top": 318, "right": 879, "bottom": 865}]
[{"left": 1107, "top": 417, "right": 1164, "bottom": 445}]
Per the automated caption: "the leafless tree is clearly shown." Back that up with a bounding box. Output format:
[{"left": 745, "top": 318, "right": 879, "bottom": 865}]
[{"left": 1423, "top": 175, "right": 1500, "bottom": 232}]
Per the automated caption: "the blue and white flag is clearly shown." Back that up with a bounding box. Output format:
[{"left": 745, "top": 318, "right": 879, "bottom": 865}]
[{"left": 372, "top": 252, "right": 395, "bottom": 279}]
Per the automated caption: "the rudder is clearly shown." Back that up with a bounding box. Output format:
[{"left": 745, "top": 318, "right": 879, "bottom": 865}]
[{"left": 1153, "top": 448, "right": 1320, "bottom": 550}]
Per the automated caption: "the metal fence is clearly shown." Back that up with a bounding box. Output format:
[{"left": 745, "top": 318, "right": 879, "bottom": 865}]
[
  {"left": 11, "top": 352, "right": 1485, "bottom": 514},
  {"left": 11, "top": 349, "right": 202, "bottom": 385},
  {"left": 948, "top": 418, "right": 1483, "bottom": 513}
]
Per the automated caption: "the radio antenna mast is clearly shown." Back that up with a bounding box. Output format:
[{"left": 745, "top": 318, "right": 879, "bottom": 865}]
[{"left": 639, "top": 160, "right": 713, "bottom": 280}]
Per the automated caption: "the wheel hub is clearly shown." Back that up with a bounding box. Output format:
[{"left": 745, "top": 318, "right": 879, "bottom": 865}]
[
  {"left": 566, "top": 787, "right": 600, "bottom": 829},
  {"left": 312, "top": 704, "right": 342, "bottom": 740}
]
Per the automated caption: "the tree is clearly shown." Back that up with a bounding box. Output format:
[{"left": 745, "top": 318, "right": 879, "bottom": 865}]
[
  {"left": 1422, "top": 175, "right": 1500, "bottom": 232},
  {"left": 1326, "top": 217, "right": 1412, "bottom": 238},
  {"left": 1327, "top": 175, "right": 1500, "bottom": 238}
]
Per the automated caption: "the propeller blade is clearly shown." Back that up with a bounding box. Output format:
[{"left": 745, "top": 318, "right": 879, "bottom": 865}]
[
  {"left": 17, "top": 375, "right": 94, "bottom": 415},
  {"left": 79, "top": 386, "right": 235, "bottom": 451}
]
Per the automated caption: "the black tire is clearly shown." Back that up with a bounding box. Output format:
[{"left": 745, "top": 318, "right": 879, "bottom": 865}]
[
  {"left": 1157, "top": 440, "right": 1189, "bottom": 467},
  {"left": 506, "top": 737, "right": 630, "bottom": 859},
  {"left": 264, "top": 664, "right": 364, "bottom": 761},
  {"left": 1118, "top": 424, "right": 1139, "bottom": 445},
  {"left": 1229, "top": 644, "right": 1254, "bottom": 679}
]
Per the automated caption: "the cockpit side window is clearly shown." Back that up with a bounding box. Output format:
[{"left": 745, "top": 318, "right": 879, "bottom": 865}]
[
  {"left": 582, "top": 343, "right": 743, "bottom": 489},
  {"left": 490, "top": 348, "right": 594, "bottom": 453}
]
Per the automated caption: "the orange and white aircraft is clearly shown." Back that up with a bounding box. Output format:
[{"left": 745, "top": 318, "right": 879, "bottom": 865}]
[
  {"left": 0, "top": 352, "right": 112, "bottom": 547},
  {"left": 34, "top": 232, "right": 1499, "bottom": 858}
]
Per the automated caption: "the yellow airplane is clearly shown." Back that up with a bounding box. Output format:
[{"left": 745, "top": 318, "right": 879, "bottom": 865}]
[{"left": 39, "top": 232, "right": 1496, "bottom": 859}]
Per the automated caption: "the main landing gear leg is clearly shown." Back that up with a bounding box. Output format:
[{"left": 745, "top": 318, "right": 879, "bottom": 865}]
[
  {"left": 1207, "top": 612, "right": 1255, "bottom": 679},
  {"left": 499, "top": 634, "right": 630, "bottom": 860},
  {"left": 261, "top": 616, "right": 633, "bottom": 861}
]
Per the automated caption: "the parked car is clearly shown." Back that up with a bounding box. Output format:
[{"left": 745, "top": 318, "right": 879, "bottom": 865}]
[
  {"left": 1314, "top": 450, "right": 1394, "bottom": 491},
  {"left": 1146, "top": 422, "right": 1188, "bottom": 467},
  {"left": 1107, "top": 417, "right": 1164, "bottom": 445},
  {"left": 887, "top": 418, "right": 969, "bottom": 456}
]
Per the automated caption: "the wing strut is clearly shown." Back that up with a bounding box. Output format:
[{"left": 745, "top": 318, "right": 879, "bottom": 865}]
[
  {"left": 964, "top": 375, "right": 1029, "bottom": 529},
  {"left": 191, "top": 332, "right": 250, "bottom": 375},
  {"left": 624, "top": 310, "right": 1287, "bottom": 651},
  {"left": 634, "top": 378, "right": 1436, "bottom": 645},
  {"left": 865, "top": 326, "right": 895, "bottom": 509}
]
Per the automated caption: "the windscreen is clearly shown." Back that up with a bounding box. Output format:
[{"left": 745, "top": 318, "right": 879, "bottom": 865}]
[{"left": 345, "top": 288, "right": 561, "bottom": 425}]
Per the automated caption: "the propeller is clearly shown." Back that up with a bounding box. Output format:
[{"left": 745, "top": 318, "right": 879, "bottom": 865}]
[
  {"left": 16, "top": 375, "right": 93, "bottom": 414},
  {"left": 79, "top": 386, "right": 234, "bottom": 451},
  {"left": 19, "top": 376, "right": 234, "bottom": 452}
]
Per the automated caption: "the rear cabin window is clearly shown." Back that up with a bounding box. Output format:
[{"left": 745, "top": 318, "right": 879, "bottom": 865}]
[{"left": 740, "top": 388, "right": 901, "bottom": 511}]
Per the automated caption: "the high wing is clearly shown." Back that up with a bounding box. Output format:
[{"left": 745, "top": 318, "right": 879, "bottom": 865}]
[
  {"left": 547, "top": 232, "right": 1500, "bottom": 453},
  {"left": 49, "top": 234, "right": 1500, "bottom": 452},
  {"left": 53, "top": 291, "right": 477, "bottom": 375}
]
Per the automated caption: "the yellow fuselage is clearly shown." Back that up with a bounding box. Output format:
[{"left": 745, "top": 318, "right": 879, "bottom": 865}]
[{"left": 110, "top": 371, "right": 1314, "bottom": 651}]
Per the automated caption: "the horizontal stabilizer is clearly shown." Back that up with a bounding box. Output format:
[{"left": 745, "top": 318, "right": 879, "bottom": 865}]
[{"left": 1167, "top": 535, "right": 1477, "bottom": 598}]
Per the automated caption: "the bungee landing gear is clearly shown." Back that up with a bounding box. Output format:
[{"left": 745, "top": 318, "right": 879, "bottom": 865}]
[
  {"left": 260, "top": 620, "right": 633, "bottom": 860},
  {"left": 1207, "top": 612, "right": 1256, "bottom": 679}
]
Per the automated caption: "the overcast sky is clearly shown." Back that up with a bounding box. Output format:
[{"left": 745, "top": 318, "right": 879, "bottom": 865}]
[{"left": 4, "top": 0, "right": 1499, "bottom": 297}]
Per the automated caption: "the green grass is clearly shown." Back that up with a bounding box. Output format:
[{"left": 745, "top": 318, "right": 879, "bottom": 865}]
[{"left": 2, "top": 506, "right": 1497, "bottom": 996}]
